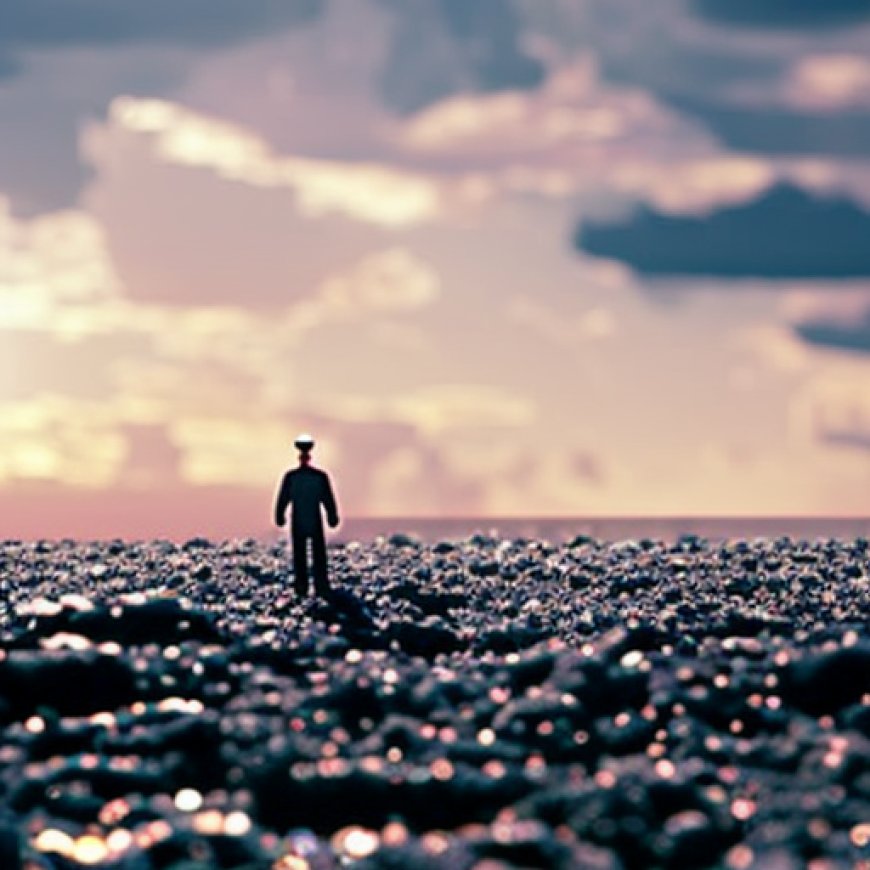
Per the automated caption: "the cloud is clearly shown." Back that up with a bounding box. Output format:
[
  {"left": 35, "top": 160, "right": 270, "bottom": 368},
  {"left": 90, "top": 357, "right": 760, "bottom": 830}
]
[
  {"left": 535, "top": 0, "right": 870, "bottom": 160},
  {"left": 390, "top": 385, "right": 535, "bottom": 434},
  {"left": 399, "top": 58, "right": 697, "bottom": 155},
  {"left": 0, "top": 194, "right": 295, "bottom": 374},
  {"left": 3, "top": 0, "right": 540, "bottom": 117},
  {"left": 466, "top": 443, "right": 614, "bottom": 516},
  {"left": 364, "top": 443, "right": 483, "bottom": 515},
  {"left": 742, "top": 310, "right": 870, "bottom": 466},
  {"left": 0, "top": 388, "right": 492, "bottom": 518},
  {"left": 794, "top": 309, "right": 870, "bottom": 355},
  {"left": 317, "top": 248, "right": 440, "bottom": 312},
  {"left": 0, "top": 396, "right": 126, "bottom": 487},
  {"left": 0, "top": 178, "right": 496, "bottom": 515},
  {"left": 395, "top": 58, "right": 784, "bottom": 214},
  {"left": 0, "top": 174, "right": 475, "bottom": 515},
  {"left": 116, "top": 423, "right": 182, "bottom": 489},
  {"left": 0, "top": 54, "right": 19, "bottom": 79},
  {"left": 319, "top": 384, "right": 536, "bottom": 438},
  {"left": 779, "top": 287, "right": 870, "bottom": 321},
  {"left": 692, "top": 0, "right": 870, "bottom": 29},
  {"left": 106, "top": 248, "right": 441, "bottom": 369},
  {"left": 101, "top": 96, "right": 443, "bottom": 228},
  {"left": 0, "top": 331, "right": 148, "bottom": 402},
  {"left": 0, "top": 42, "right": 203, "bottom": 216},
  {"left": 376, "top": 0, "right": 545, "bottom": 114},
  {"left": 331, "top": 418, "right": 485, "bottom": 517},
  {"left": 576, "top": 184, "right": 870, "bottom": 279},
  {"left": 789, "top": 371, "right": 870, "bottom": 455},
  {"left": 177, "top": 411, "right": 486, "bottom": 515},
  {"left": 823, "top": 428, "right": 870, "bottom": 451},
  {"left": 0, "top": 196, "right": 119, "bottom": 327},
  {"left": 782, "top": 55, "right": 870, "bottom": 112},
  {"left": 667, "top": 95, "right": 870, "bottom": 158},
  {"left": 0, "top": 1, "right": 323, "bottom": 51},
  {"left": 551, "top": 1, "right": 783, "bottom": 91},
  {"left": 172, "top": 417, "right": 293, "bottom": 488},
  {"left": 505, "top": 296, "right": 616, "bottom": 344},
  {"left": 670, "top": 54, "right": 870, "bottom": 157},
  {"left": 110, "top": 356, "right": 271, "bottom": 424},
  {"left": 601, "top": 157, "right": 776, "bottom": 216},
  {"left": 737, "top": 325, "right": 814, "bottom": 374},
  {"left": 266, "top": 386, "right": 537, "bottom": 514},
  {"left": 82, "top": 105, "right": 411, "bottom": 307},
  {"left": 0, "top": 4, "right": 327, "bottom": 214}
]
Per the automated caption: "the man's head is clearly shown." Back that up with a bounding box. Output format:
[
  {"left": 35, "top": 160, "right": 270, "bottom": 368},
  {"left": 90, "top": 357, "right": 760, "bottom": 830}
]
[{"left": 294, "top": 432, "right": 315, "bottom": 464}]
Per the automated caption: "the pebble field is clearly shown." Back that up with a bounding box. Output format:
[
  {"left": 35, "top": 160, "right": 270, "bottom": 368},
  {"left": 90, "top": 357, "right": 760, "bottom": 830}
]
[{"left": 0, "top": 534, "right": 868, "bottom": 869}]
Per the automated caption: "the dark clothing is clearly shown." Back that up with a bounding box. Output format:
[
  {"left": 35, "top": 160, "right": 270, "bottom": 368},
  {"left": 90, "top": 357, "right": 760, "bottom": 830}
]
[
  {"left": 274, "top": 465, "right": 339, "bottom": 597},
  {"left": 293, "top": 529, "right": 329, "bottom": 597}
]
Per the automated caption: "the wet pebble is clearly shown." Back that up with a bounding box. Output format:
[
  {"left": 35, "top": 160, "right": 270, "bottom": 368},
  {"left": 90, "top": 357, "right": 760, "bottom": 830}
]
[{"left": 0, "top": 535, "right": 866, "bottom": 868}]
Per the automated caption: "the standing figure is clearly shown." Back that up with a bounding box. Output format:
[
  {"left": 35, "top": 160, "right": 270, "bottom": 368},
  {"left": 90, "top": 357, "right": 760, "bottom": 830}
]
[{"left": 274, "top": 433, "right": 340, "bottom": 598}]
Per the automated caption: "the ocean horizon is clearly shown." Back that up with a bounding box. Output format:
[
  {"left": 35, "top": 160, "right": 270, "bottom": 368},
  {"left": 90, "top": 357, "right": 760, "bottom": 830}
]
[
  {"left": 331, "top": 516, "right": 870, "bottom": 544},
  {"left": 8, "top": 517, "right": 870, "bottom": 545}
]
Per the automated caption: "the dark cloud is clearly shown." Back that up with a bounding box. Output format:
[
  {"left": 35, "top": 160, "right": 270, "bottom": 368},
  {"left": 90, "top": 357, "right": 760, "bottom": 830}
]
[
  {"left": 0, "top": 132, "right": 94, "bottom": 217},
  {"left": 582, "top": 5, "right": 783, "bottom": 104},
  {"left": 0, "top": 2, "right": 324, "bottom": 215},
  {"left": 823, "top": 429, "right": 870, "bottom": 451},
  {"left": 693, "top": 0, "right": 870, "bottom": 28},
  {"left": 795, "top": 313, "right": 870, "bottom": 354},
  {"left": 438, "top": 0, "right": 545, "bottom": 89},
  {"left": 560, "top": 3, "right": 870, "bottom": 158},
  {"left": 0, "top": 54, "right": 20, "bottom": 79},
  {"left": 0, "top": 1, "right": 322, "bottom": 50},
  {"left": 809, "top": 394, "right": 870, "bottom": 453},
  {"left": 576, "top": 184, "right": 870, "bottom": 280},
  {"left": 376, "top": 0, "right": 545, "bottom": 114},
  {"left": 667, "top": 95, "right": 870, "bottom": 158}
]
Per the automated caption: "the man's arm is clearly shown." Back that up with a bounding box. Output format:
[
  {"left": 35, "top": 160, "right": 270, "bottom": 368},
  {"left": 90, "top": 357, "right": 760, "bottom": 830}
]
[
  {"left": 322, "top": 473, "right": 339, "bottom": 528},
  {"left": 274, "top": 473, "right": 292, "bottom": 527}
]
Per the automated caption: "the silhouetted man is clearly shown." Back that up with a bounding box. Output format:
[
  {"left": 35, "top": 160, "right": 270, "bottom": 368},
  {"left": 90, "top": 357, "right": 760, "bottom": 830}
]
[{"left": 274, "top": 434, "right": 340, "bottom": 598}]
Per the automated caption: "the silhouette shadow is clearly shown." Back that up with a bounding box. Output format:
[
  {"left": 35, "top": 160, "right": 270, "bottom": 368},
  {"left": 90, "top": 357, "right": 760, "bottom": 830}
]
[
  {"left": 274, "top": 434, "right": 340, "bottom": 598},
  {"left": 312, "top": 587, "right": 386, "bottom": 650}
]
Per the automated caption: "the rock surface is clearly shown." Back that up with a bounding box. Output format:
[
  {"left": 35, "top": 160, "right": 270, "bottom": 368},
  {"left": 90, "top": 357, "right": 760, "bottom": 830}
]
[{"left": 0, "top": 535, "right": 867, "bottom": 868}]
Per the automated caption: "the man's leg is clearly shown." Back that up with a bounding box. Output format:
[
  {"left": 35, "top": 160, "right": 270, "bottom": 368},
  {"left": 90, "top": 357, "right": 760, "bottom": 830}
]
[
  {"left": 312, "top": 531, "right": 330, "bottom": 598},
  {"left": 292, "top": 532, "right": 310, "bottom": 597}
]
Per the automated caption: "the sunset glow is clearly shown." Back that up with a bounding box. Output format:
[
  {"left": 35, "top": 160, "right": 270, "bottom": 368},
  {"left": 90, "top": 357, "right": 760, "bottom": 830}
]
[{"left": 1, "top": 1, "right": 869, "bottom": 538}]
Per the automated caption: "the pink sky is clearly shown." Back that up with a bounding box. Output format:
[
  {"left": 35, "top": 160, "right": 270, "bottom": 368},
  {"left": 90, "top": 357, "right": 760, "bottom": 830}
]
[{"left": 2, "top": 2, "right": 870, "bottom": 539}]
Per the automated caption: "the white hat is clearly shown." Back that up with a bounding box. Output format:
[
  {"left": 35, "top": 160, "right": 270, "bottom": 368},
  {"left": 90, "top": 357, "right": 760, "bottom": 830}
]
[{"left": 294, "top": 432, "right": 315, "bottom": 449}]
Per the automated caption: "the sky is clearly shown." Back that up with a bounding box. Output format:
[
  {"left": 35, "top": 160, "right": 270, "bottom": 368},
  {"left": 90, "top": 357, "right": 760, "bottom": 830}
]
[{"left": 1, "top": 0, "right": 870, "bottom": 539}]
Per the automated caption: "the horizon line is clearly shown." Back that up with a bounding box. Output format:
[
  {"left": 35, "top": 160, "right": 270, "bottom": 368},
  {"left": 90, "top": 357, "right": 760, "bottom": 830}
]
[{"left": 6, "top": 515, "right": 870, "bottom": 546}]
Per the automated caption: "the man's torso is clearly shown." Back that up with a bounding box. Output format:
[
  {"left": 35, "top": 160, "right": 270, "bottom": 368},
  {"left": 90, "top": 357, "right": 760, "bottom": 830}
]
[{"left": 286, "top": 466, "right": 327, "bottom": 534}]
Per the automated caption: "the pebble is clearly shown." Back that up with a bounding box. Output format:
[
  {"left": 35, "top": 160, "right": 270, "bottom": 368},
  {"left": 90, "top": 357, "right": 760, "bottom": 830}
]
[{"left": 0, "top": 535, "right": 865, "bottom": 867}]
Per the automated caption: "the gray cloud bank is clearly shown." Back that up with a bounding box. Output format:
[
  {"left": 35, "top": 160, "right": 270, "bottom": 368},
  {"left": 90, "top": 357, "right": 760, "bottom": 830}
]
[
  {"left": 0, "top": 1, "right": 325, "bottom": 214},
  {"left": 669, "top": 96, "right": 870, "bottom": 158},
  {"left": 795, "top": 314, "right": 870, "bottom": 355},
  {"left": 377, "top": 0, "right": 545, "bottom": 113},
  {"left": 693, "top": 0, "right": 870, "bottom": 28},
  {"left": 576, "top": 185, "right": 870, "bottom": 280},
  {"left": 0, "top": 1, "right": 322, "bottom": 52}
]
